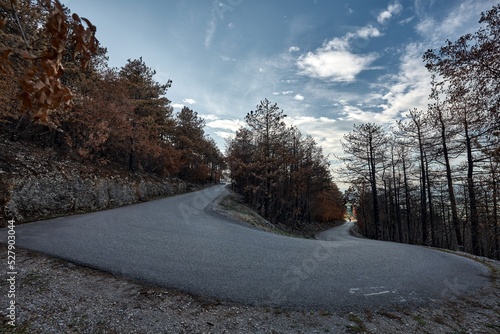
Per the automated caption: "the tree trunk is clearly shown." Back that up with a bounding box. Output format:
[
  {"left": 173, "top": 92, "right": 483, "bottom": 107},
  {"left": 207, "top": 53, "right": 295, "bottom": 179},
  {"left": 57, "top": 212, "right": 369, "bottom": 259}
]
[
  {"left": 419, "top": 144, "right": 428, "bottom": 245},
  {"left": 465, "top": 127, "right": 480, "bottom": 255},
  {"left": 493, "top": 182, "right": 499, "bottom": 259},
  {"left": 438, "top": 109, "right": 463, "bottom": 247},
  {"left": 402, "top": 154, "right": 413, "bottom": 244},
  {"left": 395, "top": 176, "right": 403, "bottom": 243},
  {"left": 369, "top": 136, "right": 381, "bottom": 239},
  {"left": 424, "top": 153, "right": 436, "bottom": 247}
]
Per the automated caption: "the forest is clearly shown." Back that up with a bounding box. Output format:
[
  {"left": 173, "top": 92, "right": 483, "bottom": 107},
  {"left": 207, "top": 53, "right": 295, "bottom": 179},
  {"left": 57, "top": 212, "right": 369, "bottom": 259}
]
[
  {"left": 0, "top": 0, "right": 225, "bottom": 183},
  {"left": 340, "top": 5, "right": 500, "bottom": 259},
  {"left": 226, "top": 99, "right": 346, "bottom": 226}
]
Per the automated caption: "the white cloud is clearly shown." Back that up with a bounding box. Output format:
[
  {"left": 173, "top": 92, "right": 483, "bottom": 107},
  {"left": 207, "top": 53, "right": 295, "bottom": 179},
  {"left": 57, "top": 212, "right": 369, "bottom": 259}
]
[
  {"left": 297, "top": 50, "right": 377, "bottom": 82},
  {"left": 291, "top": 116, "right": 337, "bottom": 127},
  {"left": 215, "top": 131, "right": 235, "bottom": 139},
  {"left": 296, "top": 25, "right": 382, "bottom": 82},
  {"left": 198, "top": 113, "right": 219, "bottom": 121},
  {"left": 388, "top": 2, "right": 403, "bottom": 14},
  {"left": 289, "top": 46, "right": 300, "bottom": 52},
  {"left": 172, "top": 99, "right": 197, "bottom": 109},
  {"left": 206, "top": 119, "right": 245, "bottom": 132},
  {"left": 377, "top": 1, "right": 403, "bottom": 25},
  {"left": 294, "top": 94, "right": 304, "bottom": 101},
  {"left": 282, "top": 90, "right": 294, "bottom": 95},
  {"left": 183, "top": 98, "right": 196, "bottom": 105},
  {"left": 377, "top": 11, "right": 392, "bottom": 24},
  {"left": 356, "top": 25, "right": 383, "bottom": 39}
]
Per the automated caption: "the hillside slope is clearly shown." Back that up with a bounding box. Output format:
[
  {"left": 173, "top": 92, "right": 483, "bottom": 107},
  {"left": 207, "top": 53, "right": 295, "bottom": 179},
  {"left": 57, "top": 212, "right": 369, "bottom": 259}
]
[{"left": 0, "top": 134, "right": 187, "bottom": 226}]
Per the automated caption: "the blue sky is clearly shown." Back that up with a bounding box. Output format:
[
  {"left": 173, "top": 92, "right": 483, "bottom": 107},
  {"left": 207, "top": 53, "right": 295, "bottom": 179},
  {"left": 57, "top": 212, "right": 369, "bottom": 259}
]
[{"left": 62, "top": 0, "right": 496, "bottom": 167}]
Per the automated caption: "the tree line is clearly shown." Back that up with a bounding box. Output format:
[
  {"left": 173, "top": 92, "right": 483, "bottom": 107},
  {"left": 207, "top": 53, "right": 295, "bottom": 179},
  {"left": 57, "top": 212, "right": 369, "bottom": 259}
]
[
  {"left": 340, "top": 5, "right": 500, "bottom": 259},
  {"left": 0, "top": 0, "right": 224, "bottom": 183},
  {"left": 227, "top": 99, "right": 345, "bottom": 227}
]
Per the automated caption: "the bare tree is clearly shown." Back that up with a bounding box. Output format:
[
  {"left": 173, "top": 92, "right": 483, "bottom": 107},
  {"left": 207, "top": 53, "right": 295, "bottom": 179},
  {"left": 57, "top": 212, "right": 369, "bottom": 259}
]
[{"left": 339, "top": 123, "right": 388, "bottom": 239}]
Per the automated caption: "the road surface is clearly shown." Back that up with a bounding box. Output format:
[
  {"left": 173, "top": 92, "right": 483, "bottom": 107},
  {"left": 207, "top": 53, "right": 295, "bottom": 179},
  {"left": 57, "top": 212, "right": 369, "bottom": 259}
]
[{"left": 0, "top": 185, "right": 491, "bottom": 311}]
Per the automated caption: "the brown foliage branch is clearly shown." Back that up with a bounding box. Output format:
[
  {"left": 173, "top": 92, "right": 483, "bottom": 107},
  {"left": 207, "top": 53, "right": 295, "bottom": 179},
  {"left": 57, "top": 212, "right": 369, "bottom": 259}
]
[{"left": 0, "top": 0, "right": 98, "bottom": 127}]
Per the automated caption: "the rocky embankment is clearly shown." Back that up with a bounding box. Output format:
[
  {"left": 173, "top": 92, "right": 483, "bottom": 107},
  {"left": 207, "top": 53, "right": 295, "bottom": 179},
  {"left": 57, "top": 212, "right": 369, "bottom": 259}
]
[{"left": 0, "top": 134, "right": 186, "bottom": 226}]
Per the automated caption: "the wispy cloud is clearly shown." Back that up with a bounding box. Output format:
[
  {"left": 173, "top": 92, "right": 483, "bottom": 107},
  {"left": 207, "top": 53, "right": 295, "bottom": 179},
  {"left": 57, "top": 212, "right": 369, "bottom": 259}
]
[
  {"left": 183, "top": 98, "right": 196, "bottom": 105},
  {"left": 289, "top": 46, "right": 300, "bottom": 53},
  {"left": 376, "top": 0, "right": 494, "bottom": 121},
  {"left": 204, "top": 13, "right": 217, "bottom": 49},
  {"left": 220, "top": 55, "right": 236, "bottom": 62},
  {"left": 415, "top": 0, "right": 490, "bottom": 45},
  {"left": 398, "top": 16, "right": 415, "bottom": 25},
  {"left": 294, "top": 94, "right": 304, "bottom": 101},
  {"left": 375, "top": 42, "right": 431, "bottom": 122}
]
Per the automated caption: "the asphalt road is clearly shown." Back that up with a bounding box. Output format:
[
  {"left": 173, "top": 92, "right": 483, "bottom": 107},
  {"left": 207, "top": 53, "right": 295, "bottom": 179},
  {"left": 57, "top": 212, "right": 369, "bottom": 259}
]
[{"left": 0, "top": 184, "right": 491, "bottom": 311}]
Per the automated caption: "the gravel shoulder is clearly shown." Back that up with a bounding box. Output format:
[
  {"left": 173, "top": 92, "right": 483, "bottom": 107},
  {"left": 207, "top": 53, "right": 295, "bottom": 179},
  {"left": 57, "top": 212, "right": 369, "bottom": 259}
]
[{"left": 1, "top": 188, "right": 499, "bottom": 333}]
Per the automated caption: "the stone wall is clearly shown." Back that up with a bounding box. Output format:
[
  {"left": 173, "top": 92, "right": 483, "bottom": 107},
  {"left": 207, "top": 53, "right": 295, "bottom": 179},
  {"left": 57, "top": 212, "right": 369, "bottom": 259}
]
[{"left": 1, "top": 172, "right": 186, "bottom": 226}]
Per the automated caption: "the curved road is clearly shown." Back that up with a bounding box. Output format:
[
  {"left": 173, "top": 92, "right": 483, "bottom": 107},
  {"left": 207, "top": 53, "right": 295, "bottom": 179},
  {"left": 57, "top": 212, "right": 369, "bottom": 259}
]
[{"left": 1, "top": 185, "right": 490, "bottom": 311}]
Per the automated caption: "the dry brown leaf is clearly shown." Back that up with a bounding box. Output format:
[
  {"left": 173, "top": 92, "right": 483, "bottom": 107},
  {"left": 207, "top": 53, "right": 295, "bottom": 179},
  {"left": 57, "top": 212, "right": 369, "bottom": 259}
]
[
  {"left": 0, "top": 48, "right": 12, "bottom": 57},
  {"left": 20, "top": 50, "right": 36, "bottom": 60}
]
